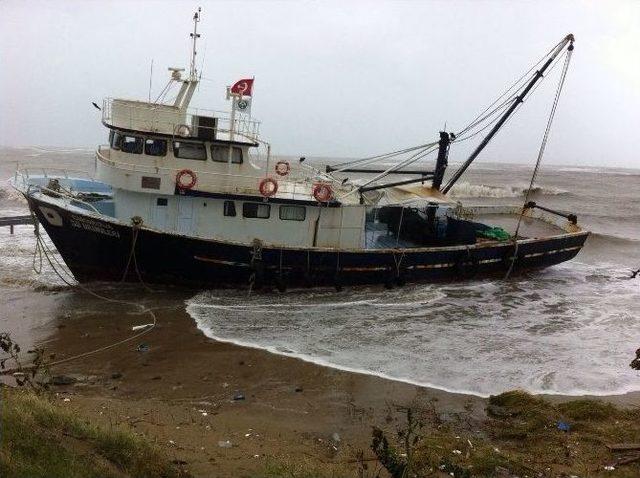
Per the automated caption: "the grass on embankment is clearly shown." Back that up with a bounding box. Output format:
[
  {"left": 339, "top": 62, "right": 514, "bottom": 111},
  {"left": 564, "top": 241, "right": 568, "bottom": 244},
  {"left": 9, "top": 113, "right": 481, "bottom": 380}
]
[
  {"left": 0, "top": 387, "right": 188, "bottom": 478},
  {"left": 264, "top": 391, "right": 640, "bottom": 478}
]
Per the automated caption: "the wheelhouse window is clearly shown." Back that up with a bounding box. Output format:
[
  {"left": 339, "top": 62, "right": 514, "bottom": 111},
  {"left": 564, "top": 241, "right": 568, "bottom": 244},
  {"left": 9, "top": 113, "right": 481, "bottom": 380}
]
[
  {"left": 120, "top": 135, "right": 143, "bottom": 154},
  {"left": 243, "top": 203, "right": 270, "bottom": 219},
  {"left": 211, "top": 145, "right": 243, "bottom": 164},
  {"left": 156, "top": 198, "right": 168, "bottom": 206},
  {"left": 279, "top": 205, "right": 306, "bottom": 221},
  {"left": 145, "top": 138, "right": 167, "bottom": 157},
  {"left": 173, "top": 141, "right": 207, "bottom": 160},
  {"left": 223, "top": 201, "right": 236, "bottom": 217},
  {"left": 110, "top": 131, "right": 123, "bottom": 151}
]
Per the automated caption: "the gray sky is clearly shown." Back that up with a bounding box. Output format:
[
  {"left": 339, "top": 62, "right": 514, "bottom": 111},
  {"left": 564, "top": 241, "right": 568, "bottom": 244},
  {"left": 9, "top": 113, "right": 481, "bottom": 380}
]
[{"left": 1, "top": 0, "right": 639, "bottom": 168}]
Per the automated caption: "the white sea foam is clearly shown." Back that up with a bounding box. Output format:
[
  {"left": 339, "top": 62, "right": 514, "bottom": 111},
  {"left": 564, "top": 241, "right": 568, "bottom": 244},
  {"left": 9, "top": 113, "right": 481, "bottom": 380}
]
[
  {"left": 186, "top": 263, "right": 640, "bottom": 397},
  {"left": 448, "top": 181, "right": 568, "bottom": 199}
]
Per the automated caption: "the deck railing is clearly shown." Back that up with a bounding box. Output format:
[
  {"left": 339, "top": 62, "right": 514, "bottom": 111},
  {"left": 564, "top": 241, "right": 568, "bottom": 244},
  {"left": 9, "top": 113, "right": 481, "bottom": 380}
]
[{"left": 101, "top": 98, "right": 261, "bottom": 144}]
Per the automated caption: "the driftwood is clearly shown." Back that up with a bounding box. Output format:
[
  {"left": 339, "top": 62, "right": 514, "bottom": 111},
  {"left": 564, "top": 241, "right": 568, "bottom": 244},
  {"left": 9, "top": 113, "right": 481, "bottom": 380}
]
[{"left": 606, "top": 443, "right": 640, "bottom": 452}]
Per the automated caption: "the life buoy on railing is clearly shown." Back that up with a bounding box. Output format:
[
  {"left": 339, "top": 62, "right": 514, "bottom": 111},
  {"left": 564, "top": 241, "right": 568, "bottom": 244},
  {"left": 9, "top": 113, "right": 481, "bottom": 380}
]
[
  {"left": 176, "top": 124, "right": 191, "bottom": 137},
  {"left": 275, "top": 161, "right": 291, "bottom": 176},
  {"left": 176, "top": 169, "right": 197, "bottom": 190},
  {"left": 312, "top": 183, "right": 333, "bottom": 203},
  {"left": 259, "top": 177, "right": 278, "bottom": 197}
]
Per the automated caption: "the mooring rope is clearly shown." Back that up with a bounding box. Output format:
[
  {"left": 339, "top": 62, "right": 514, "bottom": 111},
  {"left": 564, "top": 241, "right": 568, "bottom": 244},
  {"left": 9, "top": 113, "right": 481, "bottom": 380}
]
[{"left": 0, "top": 207, "right": 159, "bottom": 375}]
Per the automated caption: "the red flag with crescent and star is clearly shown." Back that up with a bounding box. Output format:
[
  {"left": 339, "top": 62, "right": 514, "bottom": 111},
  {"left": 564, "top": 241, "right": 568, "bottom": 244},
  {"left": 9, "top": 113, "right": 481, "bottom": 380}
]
[{"left": 230, "top": 78, "right": 254, "bottom": 96}]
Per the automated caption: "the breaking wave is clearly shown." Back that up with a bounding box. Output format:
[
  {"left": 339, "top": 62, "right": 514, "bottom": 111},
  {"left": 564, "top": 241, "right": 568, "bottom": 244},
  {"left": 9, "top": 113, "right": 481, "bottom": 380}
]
[
  {"left": 448, "top": 181, "right": 569, "bottom": 199},
  {"left": 186, "top": 262, "right": 640, "bottom": 397}
]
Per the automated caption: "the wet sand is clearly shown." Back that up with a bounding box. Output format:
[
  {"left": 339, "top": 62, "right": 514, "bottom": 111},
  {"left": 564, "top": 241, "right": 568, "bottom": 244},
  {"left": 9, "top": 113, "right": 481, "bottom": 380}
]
[
  {"left": 11, "top": 286, "right": 640, "bottom": 477},
  {"left": 33, "top": 288, "right": 486, "bottom": 476}
]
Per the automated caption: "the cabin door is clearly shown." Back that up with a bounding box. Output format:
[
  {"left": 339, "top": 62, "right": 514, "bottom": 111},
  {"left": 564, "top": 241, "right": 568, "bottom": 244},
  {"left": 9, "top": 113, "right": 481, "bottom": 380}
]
[
  {"left": 177, "top": 197, "right": 194, "bottom": 234},
  {"left": 152, "top": 197, "right": 169, "bottom": 230}
]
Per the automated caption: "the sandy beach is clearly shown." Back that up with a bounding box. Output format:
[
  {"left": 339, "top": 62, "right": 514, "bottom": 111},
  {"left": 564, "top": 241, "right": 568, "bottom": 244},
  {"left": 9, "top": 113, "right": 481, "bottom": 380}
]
[
  {"left": 3, "top": 285, "right": 624, "bottom": 477},
  {"left": 32, "top": 287, "right": 486, "bottom": 476}
]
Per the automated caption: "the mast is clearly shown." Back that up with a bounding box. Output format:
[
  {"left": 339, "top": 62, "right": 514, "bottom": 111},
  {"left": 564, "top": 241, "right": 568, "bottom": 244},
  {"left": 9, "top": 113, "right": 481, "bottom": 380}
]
[
  {"left": 173, "top": 8, "right": 201, "bottom": 111},
  {"left": 189, "top": 7, "right": 201, "bottom": 81},
  {"left": 441, "top": 34, "right": 574, "bottom": 194},
  {"left": 432, "top": 131, "right": 451, "bottom": 190}
]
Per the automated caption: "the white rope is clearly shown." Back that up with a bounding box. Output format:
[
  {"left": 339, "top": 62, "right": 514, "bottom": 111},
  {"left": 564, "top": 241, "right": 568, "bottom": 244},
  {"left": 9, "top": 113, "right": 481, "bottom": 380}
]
[{"left": 23, "top": 208, "right": 158, "bottom": 370}]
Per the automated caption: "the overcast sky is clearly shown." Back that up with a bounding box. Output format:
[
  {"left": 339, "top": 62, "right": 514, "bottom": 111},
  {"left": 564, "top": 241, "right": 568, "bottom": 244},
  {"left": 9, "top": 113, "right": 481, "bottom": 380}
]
[{"left": 1, "top": 0, "right": 638, "bottom": 168}]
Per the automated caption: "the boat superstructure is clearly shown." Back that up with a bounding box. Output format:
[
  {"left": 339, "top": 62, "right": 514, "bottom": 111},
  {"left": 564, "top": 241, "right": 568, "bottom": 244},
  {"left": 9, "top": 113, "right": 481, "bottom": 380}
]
[{"left": 11, "top": 10, "right": 588, "bottom": 289}]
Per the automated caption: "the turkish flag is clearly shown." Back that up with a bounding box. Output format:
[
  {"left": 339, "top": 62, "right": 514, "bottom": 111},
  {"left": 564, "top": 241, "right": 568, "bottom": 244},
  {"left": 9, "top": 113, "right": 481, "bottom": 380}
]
[{"left": 230, "top": 78, "right": 254, "bottom": 96}]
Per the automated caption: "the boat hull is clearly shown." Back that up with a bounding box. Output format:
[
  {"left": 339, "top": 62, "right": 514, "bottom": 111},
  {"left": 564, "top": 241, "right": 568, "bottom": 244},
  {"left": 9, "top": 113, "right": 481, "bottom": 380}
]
[{"left": 29, "top": 196, "right": 589, "bottom": 289}]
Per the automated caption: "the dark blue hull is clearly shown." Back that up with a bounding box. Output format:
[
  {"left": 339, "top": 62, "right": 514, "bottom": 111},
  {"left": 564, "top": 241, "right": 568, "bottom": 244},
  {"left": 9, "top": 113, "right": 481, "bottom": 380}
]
[{"left": 30, "top": 197, "right": 589, "bottom": 289}]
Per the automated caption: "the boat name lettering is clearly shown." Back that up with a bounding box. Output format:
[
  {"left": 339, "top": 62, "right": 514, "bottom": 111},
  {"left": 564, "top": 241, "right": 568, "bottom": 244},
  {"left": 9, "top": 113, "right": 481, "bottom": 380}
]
[{"left": 70, "top": 216, "right": 120, "bottom": 238}]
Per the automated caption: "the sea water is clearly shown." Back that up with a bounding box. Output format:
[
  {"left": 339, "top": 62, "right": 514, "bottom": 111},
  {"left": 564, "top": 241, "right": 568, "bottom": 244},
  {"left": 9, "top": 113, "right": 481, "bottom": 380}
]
[{"left": 2, "top": 146, "right": 639, "bottom": 396}]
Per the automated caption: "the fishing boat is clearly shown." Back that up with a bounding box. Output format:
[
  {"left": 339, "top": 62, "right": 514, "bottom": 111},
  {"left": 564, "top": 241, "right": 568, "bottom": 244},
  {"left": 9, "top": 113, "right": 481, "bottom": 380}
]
[{"left": 11, "top": 10, "right": 588, "bottom": 290}]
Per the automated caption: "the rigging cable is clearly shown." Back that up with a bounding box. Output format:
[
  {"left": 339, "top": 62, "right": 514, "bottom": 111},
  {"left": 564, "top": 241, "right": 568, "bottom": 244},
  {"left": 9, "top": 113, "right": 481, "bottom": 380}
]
[
  {"left": 455, "top": 37, "right": 564, "bottom": 138},
  {"left": 330, "top": 142, "right": 435, "bottom": 172},
  {"left": 505, "top": 44, "right": 574, "bottom": 279},
  {"left": 452, "top": 49, "right": 569, "bottom": 146}
]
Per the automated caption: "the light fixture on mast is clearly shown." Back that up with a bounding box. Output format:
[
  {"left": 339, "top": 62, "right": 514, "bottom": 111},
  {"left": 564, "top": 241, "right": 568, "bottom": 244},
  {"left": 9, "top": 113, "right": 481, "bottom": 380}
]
[{"left": 189, "top": 7, "right": 202, "bottom": 81}]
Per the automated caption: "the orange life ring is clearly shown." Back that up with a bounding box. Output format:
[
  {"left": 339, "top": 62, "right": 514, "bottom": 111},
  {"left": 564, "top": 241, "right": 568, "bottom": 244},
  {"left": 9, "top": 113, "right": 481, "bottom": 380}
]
[
  {"left": 259, "top": 177, "right": 278, "bottom": 197},
  {"left": 275, "top": 161, "right": 291, "bottom": 176},
  {"left": 176, "top": 169, "right": 197, "bottom": 190},
  {"left": 312, "top": 183, "right": 333, "bottom": 202}
]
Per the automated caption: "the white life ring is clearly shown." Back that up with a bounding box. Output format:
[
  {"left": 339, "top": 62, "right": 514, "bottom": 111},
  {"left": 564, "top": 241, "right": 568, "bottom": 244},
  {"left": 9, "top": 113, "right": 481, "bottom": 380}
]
[{"left": 176, "top": 124, "right": 191, "bottom": 137}]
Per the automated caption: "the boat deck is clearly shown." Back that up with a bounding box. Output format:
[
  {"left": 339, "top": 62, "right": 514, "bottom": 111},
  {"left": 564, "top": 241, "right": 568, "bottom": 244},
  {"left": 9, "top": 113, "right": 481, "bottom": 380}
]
[
  {"left": 364, "top": 222, "right": 421, "bottom": 249},
  {"left": 474, "top": 213, "right": 566, "bottom": 239}
]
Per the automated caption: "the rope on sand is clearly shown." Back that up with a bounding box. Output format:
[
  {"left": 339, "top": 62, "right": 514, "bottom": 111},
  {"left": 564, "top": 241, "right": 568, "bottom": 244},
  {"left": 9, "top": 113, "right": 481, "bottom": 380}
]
[{"left": 1, "top": 209, "right": 157, "bottom": 375}]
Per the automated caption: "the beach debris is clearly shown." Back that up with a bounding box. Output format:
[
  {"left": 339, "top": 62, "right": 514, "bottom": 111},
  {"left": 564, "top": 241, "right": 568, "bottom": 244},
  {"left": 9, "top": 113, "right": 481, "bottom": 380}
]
[
  {"left": 245, "top": 433, "right": 251, "bottom": 437},
  {"left": 607, "top": 443, "right": 640, "bottom": 451},
  {"left": 295, "top": 386, "right": 303, "bottom": 393},
  {"left": 630, "top": 348, "right": 640, "bottom": 370},
  {"left": 452, "top": 449, "right": 462, "bottom": 455},
  {"left": 62, "top": 397, "right": 71, "bottom": 402},
  {"left": 604, "top": 465, "right": 615, "bottom": 471},
  {"left": 132, "top": 323, "right": 153, "bottom": 331},
  {"left": 253, "top": 454, "right": 260, "bottom": 458},
  {"left": 233, "top": 390, "right": 245, "bottom": 401},
  {"left": 218, "top": 440, "right": 232, "bottom": 448},
  {"left": 169, "top": 440, "right": 176, "bottom": 445},
  {"left": 557, "top": 420, "right": 571, "bottom": 432},
  {"left": 631, "top": 268, "right": 639, "bottom": 279},
  {"left": 487, "top": 404, "right": 515, "bottom": 418},
  {"left": 110, "top": 372, "right": 123, "bottom": 379},
  {"left": 171, "top": 459, "right": 188, "bottom": 465},
  {"left": 136, "top": 343, "right": 150, "bottom": 353},
  {"left": 332, "top": 432, "right": 341, "bottom": 444},
  {"left": 51, "top": 375, "right": 77, "bottom": 385}
]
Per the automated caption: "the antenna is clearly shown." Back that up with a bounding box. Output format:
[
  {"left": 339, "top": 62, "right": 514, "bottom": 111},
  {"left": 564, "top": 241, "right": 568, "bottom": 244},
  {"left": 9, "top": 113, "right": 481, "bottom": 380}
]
[
  {"left": 148, "top": 59, "right": 154, "bottom": 102},
  {"left": 189, "top": 7, "right": 201, "bottom": 81}
]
